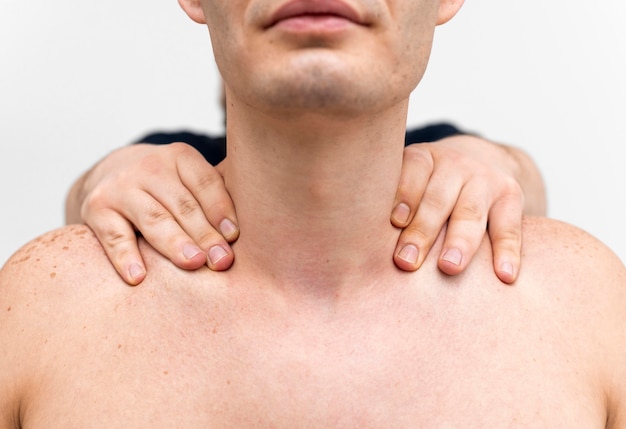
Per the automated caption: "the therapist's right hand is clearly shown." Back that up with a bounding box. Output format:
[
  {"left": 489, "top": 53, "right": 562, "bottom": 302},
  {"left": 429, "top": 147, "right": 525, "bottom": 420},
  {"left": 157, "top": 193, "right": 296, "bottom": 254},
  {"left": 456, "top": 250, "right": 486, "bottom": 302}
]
[{"left": 65, "top": 142, "right": 239, "bottom": 285}]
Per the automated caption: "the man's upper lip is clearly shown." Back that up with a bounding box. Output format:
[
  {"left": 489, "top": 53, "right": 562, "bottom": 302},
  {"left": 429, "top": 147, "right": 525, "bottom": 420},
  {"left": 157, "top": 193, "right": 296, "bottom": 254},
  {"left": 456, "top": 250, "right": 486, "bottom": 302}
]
[{"left": 266, "top": 0, "right": 366, "bottom": 28}]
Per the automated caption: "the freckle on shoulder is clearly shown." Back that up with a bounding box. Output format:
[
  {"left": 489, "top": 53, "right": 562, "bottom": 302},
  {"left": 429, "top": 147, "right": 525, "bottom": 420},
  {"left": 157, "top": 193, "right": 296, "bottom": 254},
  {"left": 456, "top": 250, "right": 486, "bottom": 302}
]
[
  {"left": 522, "top": 216, "right": 622, "bottom": 265},
  {"left": 3, "top": 225, "right": 103, "bottom": 272}
]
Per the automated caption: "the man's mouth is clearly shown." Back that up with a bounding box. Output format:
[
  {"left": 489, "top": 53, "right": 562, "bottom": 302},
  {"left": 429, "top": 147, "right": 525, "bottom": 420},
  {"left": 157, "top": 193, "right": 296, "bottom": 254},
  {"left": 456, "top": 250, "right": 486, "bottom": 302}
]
[{"left": 266, "top": 0, "right": 366, "bottom": 29}]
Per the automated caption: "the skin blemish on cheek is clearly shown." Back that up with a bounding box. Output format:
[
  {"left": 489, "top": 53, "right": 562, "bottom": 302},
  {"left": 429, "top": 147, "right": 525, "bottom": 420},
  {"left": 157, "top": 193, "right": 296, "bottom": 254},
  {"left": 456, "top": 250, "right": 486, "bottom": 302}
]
[
  {"left": 50, "top": 272, "right": 57, "bottom": 279},
  {"left": 6, "top": 306, "right": 10, "bottom": 312}
]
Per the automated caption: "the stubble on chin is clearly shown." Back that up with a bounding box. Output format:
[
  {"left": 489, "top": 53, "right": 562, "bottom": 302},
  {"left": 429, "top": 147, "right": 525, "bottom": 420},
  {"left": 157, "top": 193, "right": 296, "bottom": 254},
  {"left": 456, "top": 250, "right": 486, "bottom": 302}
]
[{"left": 250, "top": 59, "right": 387, "bottom": 118}]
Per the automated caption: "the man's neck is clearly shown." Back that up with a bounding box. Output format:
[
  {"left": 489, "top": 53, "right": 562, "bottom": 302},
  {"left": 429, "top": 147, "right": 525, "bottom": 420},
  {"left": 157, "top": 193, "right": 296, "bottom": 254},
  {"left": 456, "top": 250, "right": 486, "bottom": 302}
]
[{"left": 222, "top": 98, "right": 410, "bottom": 296}]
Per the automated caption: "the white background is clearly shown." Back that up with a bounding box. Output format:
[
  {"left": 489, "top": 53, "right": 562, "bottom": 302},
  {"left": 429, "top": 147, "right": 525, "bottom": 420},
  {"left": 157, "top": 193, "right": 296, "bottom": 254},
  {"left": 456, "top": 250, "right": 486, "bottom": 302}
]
[{"left": 1, "top": 1, "right": 625, "bottom": 265}]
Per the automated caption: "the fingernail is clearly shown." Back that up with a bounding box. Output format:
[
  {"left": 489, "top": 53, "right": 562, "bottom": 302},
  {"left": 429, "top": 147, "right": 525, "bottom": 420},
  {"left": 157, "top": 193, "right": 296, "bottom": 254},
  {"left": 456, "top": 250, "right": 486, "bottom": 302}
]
[
  {"left": 208, "top": 245, "right": 228, "bottom": 266},
  {"left": 391, "top": 203, "right": 411, "bottom": 225},
  {"left": 183, "top": 244, "right": 203, "bottom": 260},
  {"left": 219, "top": 218, "right": 238, "bottom": 238},
  {"left": 397, "top": 244, "right": 419, "bottom": 265},
  {"left": 500, "top": 261, "right": 514, "bottom": 276},
  {"left": 442, "top": 248, "right": 463, "bottom": 266},
  {"left": 128, "top": 263, "right": 145, "bottom": 281}
]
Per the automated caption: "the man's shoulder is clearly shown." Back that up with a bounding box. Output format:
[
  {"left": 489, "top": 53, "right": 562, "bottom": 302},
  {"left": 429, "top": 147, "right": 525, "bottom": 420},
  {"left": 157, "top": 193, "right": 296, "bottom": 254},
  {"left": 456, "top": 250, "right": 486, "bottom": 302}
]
[
  {"left": 0, "top": 224, "right": 220, "bottom": 334},
  {"left": 0, "top": 225, "right": 113, "bottom": 290},
  {"left": 0, "top": 225, "right": 114, "bottom": 422},
  {"left": 522, "top": 215, "right": 624, "bottom": 274},
  {"left": 522, "top": 216, "right": 626, "bottom": 397},
  {"left": 513, "top": 217, "right": 626, "bottom": 420},
  {"left": 0, "top": 225, "right": 205, "bottom": 426},
  {"left": 0, "top": 225, "right": 134, "bottom": 335},
  {"left": 508, "top": 216, "right": 622, "bottom": 328},
  {"left": 519, "top": 216, "right": 625, "bottom": 310}
]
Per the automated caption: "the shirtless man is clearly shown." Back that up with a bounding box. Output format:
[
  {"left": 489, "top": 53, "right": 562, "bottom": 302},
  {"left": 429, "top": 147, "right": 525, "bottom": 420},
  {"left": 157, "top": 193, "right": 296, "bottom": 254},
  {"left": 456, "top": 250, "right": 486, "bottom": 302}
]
[{"left": 1, "top": 0, "right": 624, "bottom": 427}]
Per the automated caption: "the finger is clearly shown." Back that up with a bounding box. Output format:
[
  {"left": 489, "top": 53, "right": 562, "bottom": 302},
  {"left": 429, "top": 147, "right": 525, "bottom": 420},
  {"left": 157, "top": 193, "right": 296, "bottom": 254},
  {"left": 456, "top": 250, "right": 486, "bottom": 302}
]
[
  {"left": 394, "top": 170, "right": 463, "bottom": 271},
  {"left": 177, "top": 150, "right": 240, "bottom": 243},
  {"left": 486, "top": 193, "right": 524, "bottom": 284},
  {"left": 136, "top": 160, "right": 236, "bottom": 271},
  {"left": 105, "top": 148, "right": 235, "bottom": 271},
  {"left": 437, "top": 183, "right": 492, "bottom": 277},
  {"left": 391, "top": 145, "right": 434, "bottom": 228},
  {"left": 114, "top": 190, "right": 216, "bottom": 271},
  {"left": 145, "top": 181, "right": 235, "bottom": 269},
  {"left": 86, "top": 209, "right": 147, "bottom": 286}
]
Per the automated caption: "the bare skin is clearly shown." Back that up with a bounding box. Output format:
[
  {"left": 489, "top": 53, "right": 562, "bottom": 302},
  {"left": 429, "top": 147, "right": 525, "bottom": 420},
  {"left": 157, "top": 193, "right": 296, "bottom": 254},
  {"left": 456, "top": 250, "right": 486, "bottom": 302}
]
[
  {"left": 0, "top": 0, "right": 623, "bottom": 426},
  {"left": 0, "top": 219, "right": 624, "bottom": 427},
  {"left": 65, "top": 134, "right": 545, "bottom": 285}
]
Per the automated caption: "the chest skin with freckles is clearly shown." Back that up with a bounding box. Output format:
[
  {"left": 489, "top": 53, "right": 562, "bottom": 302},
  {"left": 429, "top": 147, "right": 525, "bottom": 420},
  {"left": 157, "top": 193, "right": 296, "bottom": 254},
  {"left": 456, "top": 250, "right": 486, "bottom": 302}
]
[{"left": 6, "top": 228, "right": 609, "bottom": 429}]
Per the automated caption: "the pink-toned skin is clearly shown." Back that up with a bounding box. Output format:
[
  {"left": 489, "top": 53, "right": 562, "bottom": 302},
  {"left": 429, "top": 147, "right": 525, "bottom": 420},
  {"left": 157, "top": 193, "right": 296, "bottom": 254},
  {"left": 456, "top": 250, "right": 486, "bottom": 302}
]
[{"left": 266, "top": 0, "right": 367, "bottom": 33}]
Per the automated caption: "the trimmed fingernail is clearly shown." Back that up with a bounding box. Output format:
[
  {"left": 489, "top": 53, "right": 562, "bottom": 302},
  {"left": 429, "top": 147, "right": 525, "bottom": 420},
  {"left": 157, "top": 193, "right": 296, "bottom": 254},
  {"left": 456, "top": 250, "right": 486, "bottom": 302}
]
[
  {"left": 128, "top": 263, "right": 145, "bottom": 281},
  {"left": 183, "top": 244, "right": 203, "bottom": 260},
  {"left": 500, "top": 261, "right": 514, "bottom": 276},
  {"left": 442, "top": 248, "right": 463, "bottom": 266},
  {"left": 219, "top": 218, "right": 238, "bottom": 238},
  {"left": 208, "top": 245, "right": 229, "bottom": 266},
  {"left": 391, "top": 203, "right": 411, "bottom": 225},
  {"left": 397, "top": 244, "right": 419, "bottom": 265}
]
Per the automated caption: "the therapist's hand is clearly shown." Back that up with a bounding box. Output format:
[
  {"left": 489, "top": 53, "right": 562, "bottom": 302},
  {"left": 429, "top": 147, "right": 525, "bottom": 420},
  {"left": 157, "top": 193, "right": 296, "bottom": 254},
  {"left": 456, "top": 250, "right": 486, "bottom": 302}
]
[
  {"left": 391, "top": 134, "right": 546, "bottom": 284},
  {"left": 67, "top": 136, "right": 545, "bottom": 286},
  {"left": 66, "top": 143, "right": 238, "bottom": 285}
]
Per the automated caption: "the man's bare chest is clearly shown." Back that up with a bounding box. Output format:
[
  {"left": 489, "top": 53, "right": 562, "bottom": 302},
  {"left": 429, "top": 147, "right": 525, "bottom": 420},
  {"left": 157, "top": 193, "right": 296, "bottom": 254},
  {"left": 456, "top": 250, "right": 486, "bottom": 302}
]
[{"left": 25, "top": 288, "right": 605, "bottom": 429}]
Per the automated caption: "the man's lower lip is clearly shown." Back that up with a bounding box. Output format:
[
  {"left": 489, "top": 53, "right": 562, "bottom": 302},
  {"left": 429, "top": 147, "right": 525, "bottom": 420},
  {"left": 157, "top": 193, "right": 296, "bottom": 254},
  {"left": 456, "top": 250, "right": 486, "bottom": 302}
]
[{"left": 272, "top": 15, "right": 354, "bottom": 32}]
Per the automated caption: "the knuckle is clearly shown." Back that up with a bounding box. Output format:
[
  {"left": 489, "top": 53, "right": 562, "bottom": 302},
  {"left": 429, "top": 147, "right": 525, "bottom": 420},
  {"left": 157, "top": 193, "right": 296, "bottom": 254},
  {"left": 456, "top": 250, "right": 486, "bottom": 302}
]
[
  {"left": 500, "top": 175, "right": 524, "bottom": 197},
  {"left": 404, "top": 145, "right": 434, "bottom": 169},
  {"left": 497, "top": 223, "right": 521, "bottom": 241},
  {"left": 419, "top": 192, "right": 448, "bottom": 213},
  {"left": 401, "top": 222, "right": 435, "bottom": 245},
  {"left": 194, "top": 230, "right": 221, "bottom": 249},
  {"left": 169, "top": 141, "right": 194, "bottom": 155},
  {"left": 144, "top": 203, "right": 172, "bottom": 226},
  {"left": 98, "top": 227, "right": 133, "bottom": 254},
  {"left": 493, "top": 183, "right": 525, "bottom": 213},
  {"left": 490, "top": 225, "right": 522, "bottom": 250},
  {"left": 80, "top": 190, "right": 120, "bottom": 224},
  {"left": 454, "top": 200, "right": 486, "bottom": 222},
  {"left": 82, "top": 184, "right": 114, "bottom": 211},
  {"left": 194, "top": 167, "right": 224, "bottom": 192},
  {"left": 176, "top": 194, "right": 202, "bottom": 217},
  {"left": 135, "top": 144, "right": 194, "bottom": 176}
]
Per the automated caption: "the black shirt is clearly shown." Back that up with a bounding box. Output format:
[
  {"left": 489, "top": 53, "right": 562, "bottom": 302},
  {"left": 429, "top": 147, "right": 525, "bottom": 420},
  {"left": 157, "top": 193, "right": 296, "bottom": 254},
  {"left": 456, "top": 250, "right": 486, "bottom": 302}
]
[{"left": 135, "top": 122, "right": 462, "bottom": 166}]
